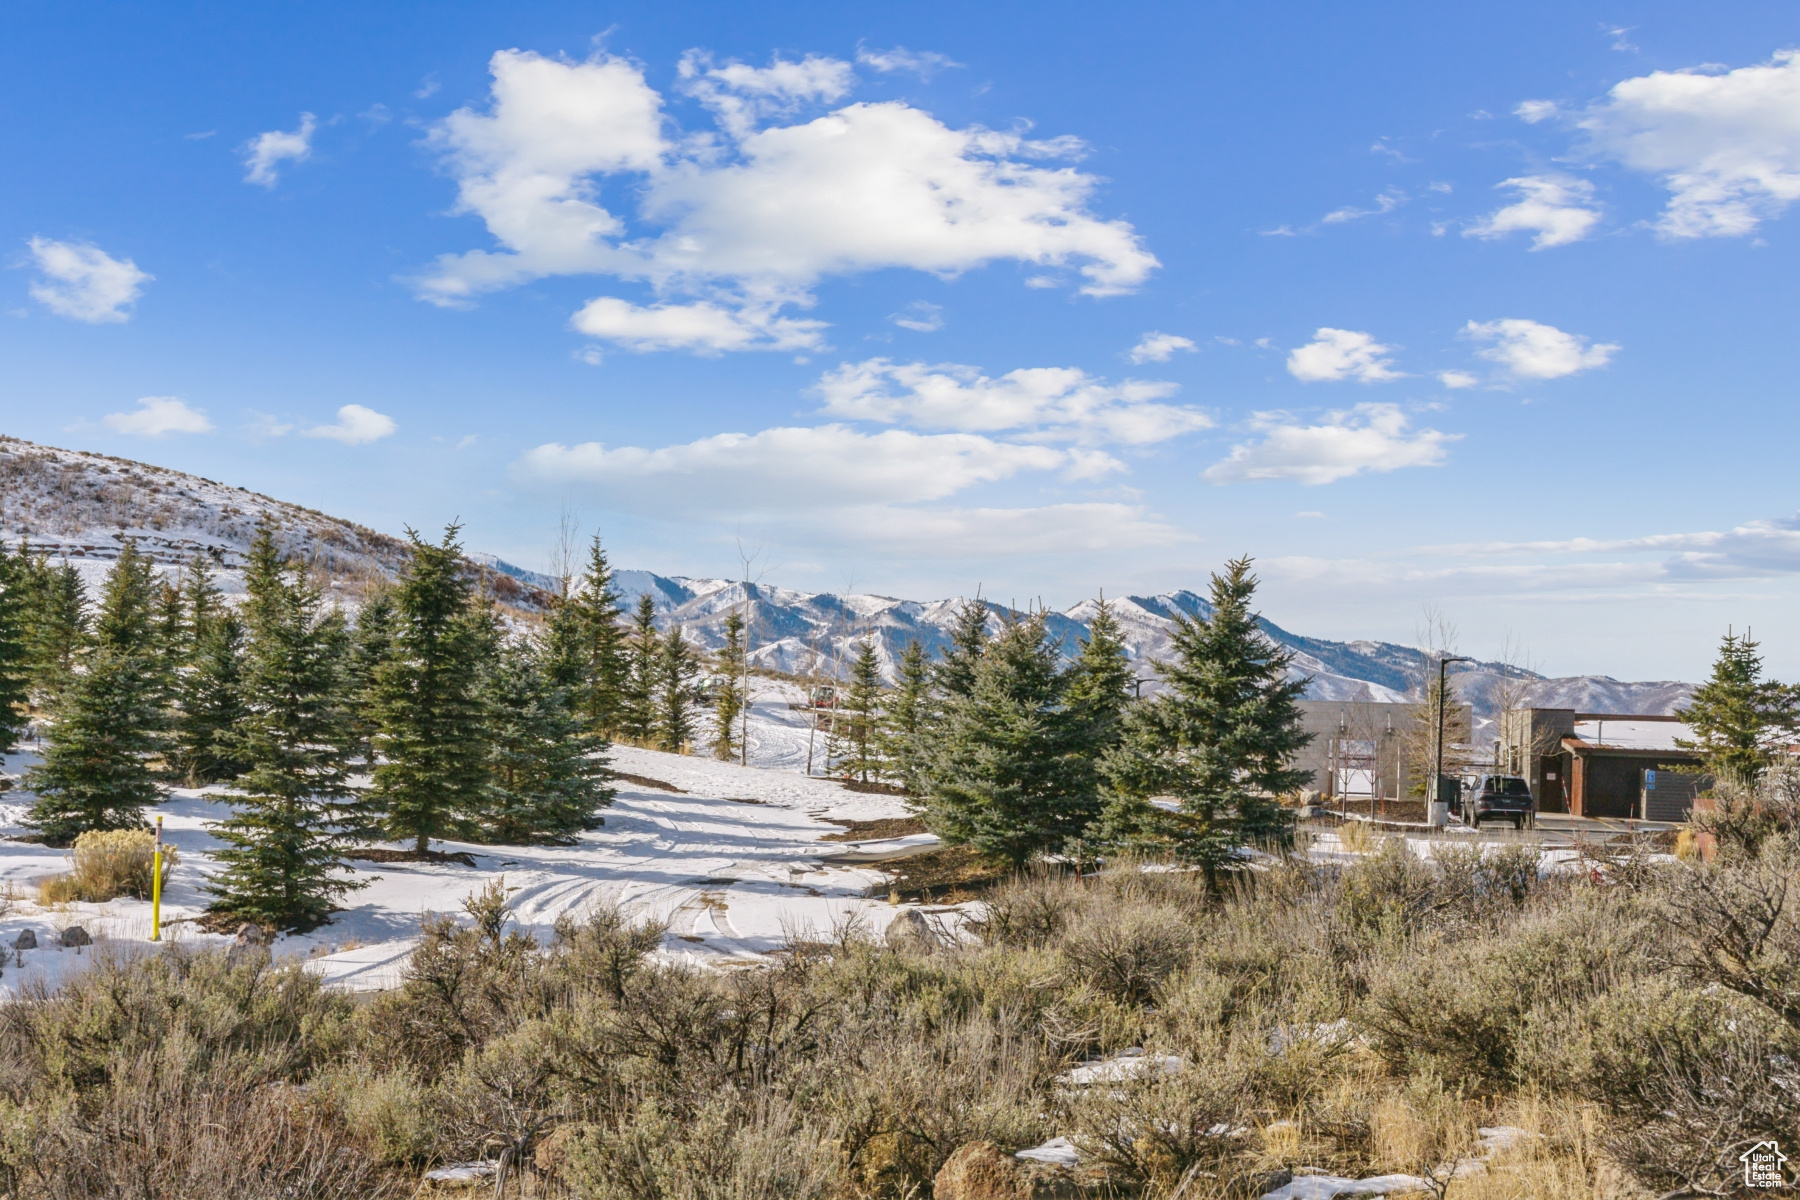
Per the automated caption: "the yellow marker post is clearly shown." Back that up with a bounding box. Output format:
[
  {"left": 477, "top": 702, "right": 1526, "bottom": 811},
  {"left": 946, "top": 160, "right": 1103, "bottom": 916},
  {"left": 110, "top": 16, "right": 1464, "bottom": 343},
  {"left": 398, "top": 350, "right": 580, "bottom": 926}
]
[{"left": 151, "top": 815, "right": 162, "bottom": 942}]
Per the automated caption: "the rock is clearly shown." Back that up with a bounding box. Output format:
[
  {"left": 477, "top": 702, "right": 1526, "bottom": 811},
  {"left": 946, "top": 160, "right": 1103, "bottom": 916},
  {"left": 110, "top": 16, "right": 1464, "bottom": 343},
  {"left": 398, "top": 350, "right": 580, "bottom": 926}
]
[
  {"left": 235, "top": 922, "right": 266, "bottom": 946},
  {"left": 13, "top": 929, "right": 36, "bottom": 951},
  {"left": 934, "top": 1142, "right": 1081, "bottom": 1200},
  {"left": 1247, "top": 1168, "right": 1293, "bottom": 1196},
  {"left": 60, "top": 926, "right": 91, "bottom": 948},
  {"left": 415, "top": 1162, "right": 495, "bottom": 1195},
  {"left": 884, "top": 908, "right": 941, "bottom": 953}
]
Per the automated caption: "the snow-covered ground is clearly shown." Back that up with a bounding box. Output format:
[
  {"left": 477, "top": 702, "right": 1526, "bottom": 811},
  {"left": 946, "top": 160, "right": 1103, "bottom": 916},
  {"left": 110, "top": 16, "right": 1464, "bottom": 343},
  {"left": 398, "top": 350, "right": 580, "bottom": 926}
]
[{"left": 0, "top": 692, "right": 937, "bottom": 998}]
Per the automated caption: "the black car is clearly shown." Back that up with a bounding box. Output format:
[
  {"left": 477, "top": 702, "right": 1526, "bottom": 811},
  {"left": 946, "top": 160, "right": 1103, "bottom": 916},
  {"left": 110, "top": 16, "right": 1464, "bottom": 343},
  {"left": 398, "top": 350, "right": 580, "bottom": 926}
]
[{"left": 1461, "top": 774, "right": 1533, "bottom": 829}]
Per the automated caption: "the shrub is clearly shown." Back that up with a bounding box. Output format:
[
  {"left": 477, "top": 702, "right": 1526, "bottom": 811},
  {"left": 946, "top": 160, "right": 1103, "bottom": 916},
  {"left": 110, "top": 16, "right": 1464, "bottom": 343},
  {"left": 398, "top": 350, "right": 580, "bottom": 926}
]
[
  {"left": 38, "top": 827, "right": 177, "bottom": 903},
  {"left": 1057, "top": 898, "right": 1193, "bottom": 1006}
]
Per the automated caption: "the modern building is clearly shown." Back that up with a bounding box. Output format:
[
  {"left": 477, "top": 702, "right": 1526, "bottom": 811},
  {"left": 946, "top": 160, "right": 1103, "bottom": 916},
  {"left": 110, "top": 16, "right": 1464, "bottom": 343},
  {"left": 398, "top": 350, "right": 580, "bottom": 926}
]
[
  {"left": 1294, "top": 698, "right": 1469, "bottom": 803},
  {"left": 1500, "top": 708, "right": 1707, "bottom": 821}
]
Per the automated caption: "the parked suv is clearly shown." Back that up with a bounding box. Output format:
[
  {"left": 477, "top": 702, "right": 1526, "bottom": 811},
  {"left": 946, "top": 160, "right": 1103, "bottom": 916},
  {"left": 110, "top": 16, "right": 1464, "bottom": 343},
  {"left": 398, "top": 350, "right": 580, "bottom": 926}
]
[{"left": 1461, "top": 775, "right": 1533, "bottom": 829}]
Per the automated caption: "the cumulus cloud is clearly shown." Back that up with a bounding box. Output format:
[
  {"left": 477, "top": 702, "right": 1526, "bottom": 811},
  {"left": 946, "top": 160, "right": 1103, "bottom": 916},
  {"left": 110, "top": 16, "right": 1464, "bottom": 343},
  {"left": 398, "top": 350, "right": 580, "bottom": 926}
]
[
  {"left": 102, "top": 397, "right": 212, "bottom": 437},
  {"left": 1127, "top": 331, "right": 1196, "bottom": 364},
  {"left": 1541, "top": 50, "right": 1800, "bottom": 237},
  {"left": 1286, "top": 328, "right": 1404, "bottom": 383},
  {"left": 1204, "top": 404, "right": 1457, "bottom": 485},
  {"left": 571, "top": 296, "right": 825, "bottom": 352},
  {"left": 25, "top": 237, "right": 152, "bottom": 323},
  {"left": 1437, "top": 370, "right": 1480, "bottom": 389},
  {"left": 1464, "top": 176, "right": 1603, "bottom": 248},
  {"left": 243, "top": 113, "right": 317, "bottom": 187},
  {"left": 815, "top": 358, "right": 1211, "bottom": 444},
  {"left": 1464, "top": 318, "right": 1618, "bottom": 379},
  {"left": 303, "top": 404, "right": 397, "bottom": 444},
  {"left": 414, "top": 49, "right": 1157, "bottom": 348},
  {"left": 855, "top": 45, "right": 962, "bottom": 79}
]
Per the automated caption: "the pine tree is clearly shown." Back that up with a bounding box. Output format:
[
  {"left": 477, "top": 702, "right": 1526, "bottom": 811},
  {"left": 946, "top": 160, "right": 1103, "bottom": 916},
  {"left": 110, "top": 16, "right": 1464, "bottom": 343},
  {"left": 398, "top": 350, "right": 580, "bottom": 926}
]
[
  {"left": 656, "top": 625, "right": 700, "bottom": 753},
  {"left": 879, "top": 639, "right": 931, "bottom": 794},
  {"left": 481, "top": 636, "right": 615, "bottom": 843},
  {"left": 935, "top": 597, "right": 991, "bottom": 701},
  {"left": 368, "top": 525, "right": 496, "bottom": 855},
  {"left": 841, "top": 637, "right": 885, "bottom": 782},
  {"left": 0, "top": 546, "right": 31, "bottom": 753},
  {"left": 18, "top": 551, "right": 87, "bottom": 710},
  {"left": 1677, "top": 629, "right": 1799, "bottom": 786},
  {"left": 1066, "top": 595, "right": 1135, "bottom": 769},
  {"left": 1099, "top": 557, "right": 1310, "bottom": 876},
  {"left": 171, "top": 559, "right": 250, "bottom": 786},
  {"left": 26, "top": 540, "right": 168, "bottom": 843},
  {"left": 206, "top": 530, "right": 362, "bottom": 930},
  {"left": 345, "top": 583, "right": 396, "bottom": 765},
  {"left": 557, "top": 536, "right": 628, "bottom": 735},
  {"left": 916, "top": 613, "right": 1096, "bottom": 866},
  {"left": 620, "top": 593, "right": 660, "bottom": 744},
  {"left": 711, "top": 609, "right": 746, "bottom": 760}
]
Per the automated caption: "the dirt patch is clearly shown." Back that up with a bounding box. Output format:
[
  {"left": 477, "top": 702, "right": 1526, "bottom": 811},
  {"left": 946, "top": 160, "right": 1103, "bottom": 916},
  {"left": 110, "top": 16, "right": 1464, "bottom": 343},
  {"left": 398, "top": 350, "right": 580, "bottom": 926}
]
[
  {"left": 820, "top": 816, "right": 929, "bottom": 842},
  {"left": 722, "top": 796, "right": 767, "bottom": 805},
  {"left": 839, "top": 779, "right": 911, "bottom": 796},
  {"left": 345, "top": 847, "right": 480, "bottom": 868},
  {"left": 615, "top": 772, "right": 687, "bottom": 794},
  {"left": 1320, "top": 798, "right": 1431, "bottom": 824},
  {"left": 880, "top": 844, "right": 1011, "bottom": 904}
]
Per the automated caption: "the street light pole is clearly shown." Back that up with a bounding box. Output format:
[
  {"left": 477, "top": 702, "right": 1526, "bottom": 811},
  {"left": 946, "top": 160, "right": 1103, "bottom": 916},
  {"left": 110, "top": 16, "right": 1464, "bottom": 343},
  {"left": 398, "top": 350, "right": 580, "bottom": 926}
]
[{"left": 1434, "top": 655, "right": 1474, "bottom": 827}]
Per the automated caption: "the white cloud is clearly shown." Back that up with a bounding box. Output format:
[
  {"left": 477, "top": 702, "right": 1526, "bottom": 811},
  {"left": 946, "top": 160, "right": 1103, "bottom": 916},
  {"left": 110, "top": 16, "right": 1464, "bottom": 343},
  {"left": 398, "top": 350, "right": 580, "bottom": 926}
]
[
  {"left": 25, "top": 237, "right": 152, "bottom": 323},
  {"left": 516, "top": 424, "right": 1077, "bottom": 516},
  {"left": 1463, "top": 318, "right": 1618, "bottom": 379},
  {"left": 855, "top": 45, "right": 962, "bottom": 79},
  {"left": 889, "top": 301, "right": 944, "bottom": 332},
  {"left": 1515, "top": 99, "right": 1559, "bottom": 124},
  {"left": 414, "top": 49, "right": 1157, "bottom": 347},
  {"left": 1322, "top": 188, "right": 1405, "bottom": 224},
  {"left": 814, "top": 358, "right": 1211, "bottom": 444},
  {"left": 102, "top": 396, "right": 212, "bottom": 437},
  {"left": 1562, "top": 50, "right": 1800, "bottom": 237},
  {"left": 1464, "top": 175, "right": 1603, "bottom": 248},
  {"left": 570, "top": 296, "right": 825, "bottom": 352},
  {"left": 1127, "top": 331, "right": 1196, "bottom": 364},
  {"left": 243, "top": 113, "right": 316, "bottom": 187},
  {"left": 1205, "top": 404, "right": 1458, "bottom": 485},
  {"left": 303, "top": 404, "right": 397, "bottom": 444},
  {"left": 1286, "top": 328, "right": 1404, "bottom": 383},
  {"left": 1437, "top": 370, "right": 1480, "bottom": 389}
]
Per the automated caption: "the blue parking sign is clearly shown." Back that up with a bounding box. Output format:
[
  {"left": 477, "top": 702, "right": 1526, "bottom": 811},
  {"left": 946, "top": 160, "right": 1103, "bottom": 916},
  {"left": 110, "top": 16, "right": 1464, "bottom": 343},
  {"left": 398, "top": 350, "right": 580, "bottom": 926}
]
[{"left": 1645, "top": 770, "right": 1657, "bottom": 790}]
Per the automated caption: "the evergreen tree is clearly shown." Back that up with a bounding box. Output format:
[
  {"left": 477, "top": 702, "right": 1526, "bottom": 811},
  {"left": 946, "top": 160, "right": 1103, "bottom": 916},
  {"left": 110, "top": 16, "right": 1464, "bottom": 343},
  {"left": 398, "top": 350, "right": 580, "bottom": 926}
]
[
  {"left": 481, "top": 637, "right": 614, "bottom": 843},
  {"left": 26, "top": 541, "right": 168, "bottom": 843},
  {"left": 1066, "top": 595, "right": 1135, "bottom": 769},
  {"left": 841, "top": 637, "right": 885, "bottom": 782},
  {"left": 0, "top": 546, "right": 30, "bottom": 753},
  {"left": 934, "top": 597, "right": 991, "bottom": 701},
  {"left": 879, "top": 639, "right": 931, "bottom": 794},
  {"left": 1677, "top": 629, "right": 1800, "bottom": 786},
  {"left": 656, "top": 625, "right": 700, "bottom": 753},
  {"left": 206, "top": 530, "right": 362, "bottom": 930},
  {"left": 711, "top": 609, "right": 746, "bottom": 761},
  {"left": 18, "top": 552, "right": 87, "bottom": 710},
  {"left": 916, "top": 613, "right": 1096, "bottom": 866},
  {"left": 171, "top": 559, "right": 250, "bottom": 785},
  {"left": 368, "top": 525, "right": 496, "bottom": 855},
  {"left": 620, "top": 594, "right": 660, "bottom": 744},
  {"left": 1099, "top": 557, "right": 1310, "bottom": 876},
  {"left": 345, "top": 584, "right": 397, "bottom": 764},
  {"left": 555, "top": 536, "right": 628, "bottom": 735}
]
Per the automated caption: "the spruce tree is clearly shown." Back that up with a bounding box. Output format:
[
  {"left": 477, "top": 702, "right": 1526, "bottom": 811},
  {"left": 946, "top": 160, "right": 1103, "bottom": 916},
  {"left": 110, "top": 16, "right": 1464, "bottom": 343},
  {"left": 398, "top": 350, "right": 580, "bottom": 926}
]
[
  {"left": 1099, "top": 557, "right": 1310, "bottom": 875},
  {"left": 345, "top": 584, "right": 396, "bottom": 764},
  {"left": 917, "top": 613, "right": 1095, "bottom": 866},
  {"left": 0, "top": 546, "right": 31, "bottom": 753},
  {"left": 656, "top": 625, "right": 700, "bottom": 753},
  {"left": 557, "top": 536, "right": 628, "bottom": 735},
  {"left": 481, "top": 636, "right": 614, "bottom": 843},
  {"left": 711, "top": 609, "right": 746, "bottom": 760},
  {"left": 1066, "top": 595, "right": 1135, "bottom": 768},
  {"left": 841, "top": 637, "right": 885, "bottom": 782},
  {"left": 26, "top": 541, "right": 168, "bottom": 843},
  {"left": 620, "top": 593, "right": 660, "bottom": 744},
  {"left": 879, "top": 639, "right": 931, "bottom": 794},
  {"left": 1677, "top": 629, "right": 1799, "bottom": 786},
  {"left": 368, "top": 525, "right": 496, "bottom": 855},
  {"left": 206, "top": 529, "right": 362, "bottom": 930},
  {"left": 18, "top": 552, "right": 87, "bottom": 710},
  {"left": 171, "top": 559, "right": 250, "bottom": 786},
  {"left": 935, "top": 597, "right": 991, "bottom": 701}
]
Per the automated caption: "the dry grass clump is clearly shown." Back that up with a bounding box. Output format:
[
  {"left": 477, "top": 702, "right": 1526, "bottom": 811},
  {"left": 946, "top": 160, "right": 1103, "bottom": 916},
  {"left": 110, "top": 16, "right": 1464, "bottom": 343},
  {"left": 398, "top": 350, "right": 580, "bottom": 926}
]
[
  {"left": 2, "top": 814, "right": 1797, "bottom": 1197},
  {"left": 37, "top": 827, "right": 177, "bottom": 903}
]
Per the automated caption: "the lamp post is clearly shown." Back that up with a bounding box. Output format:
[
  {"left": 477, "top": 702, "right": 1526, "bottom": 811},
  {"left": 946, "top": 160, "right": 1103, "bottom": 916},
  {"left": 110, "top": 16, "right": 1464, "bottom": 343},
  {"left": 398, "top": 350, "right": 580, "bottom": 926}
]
[{"left": 1433, "top": 655, "right": 1474, "bottom": 827}]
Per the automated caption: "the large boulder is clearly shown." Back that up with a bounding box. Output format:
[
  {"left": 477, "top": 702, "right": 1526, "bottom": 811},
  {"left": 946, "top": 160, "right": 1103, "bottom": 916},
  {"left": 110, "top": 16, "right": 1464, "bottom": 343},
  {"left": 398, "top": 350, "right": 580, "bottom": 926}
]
[
  {"left": 884, "top": 908, "right": 942, "bottom": 954},
  {"left": 934, "top": 1142, "right": 1081, "bottom": 1200},
  {"left": 59, "top": 926, "right": 91, "bottom": 948},
  {"left": 13, "top": 929, "right": 36, "bottom": 951}
]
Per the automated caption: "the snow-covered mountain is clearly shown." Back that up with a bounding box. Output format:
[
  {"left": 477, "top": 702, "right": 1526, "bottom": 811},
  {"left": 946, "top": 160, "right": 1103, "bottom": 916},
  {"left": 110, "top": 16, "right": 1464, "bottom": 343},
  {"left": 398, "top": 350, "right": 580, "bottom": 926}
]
[{"left": 0, "top": 436, "right": 1692, "bottom": 718}]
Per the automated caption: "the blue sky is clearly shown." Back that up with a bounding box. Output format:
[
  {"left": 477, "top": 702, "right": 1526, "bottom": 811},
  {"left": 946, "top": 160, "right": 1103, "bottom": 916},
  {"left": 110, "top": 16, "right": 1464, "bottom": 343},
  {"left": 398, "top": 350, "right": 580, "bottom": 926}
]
[{"left": 4, "top": 1, "right": 1800, "bottom": 680}]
